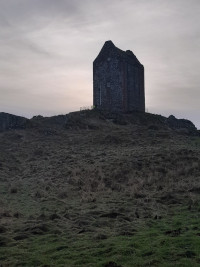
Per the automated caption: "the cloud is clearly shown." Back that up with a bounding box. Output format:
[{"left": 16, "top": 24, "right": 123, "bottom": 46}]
[{"left": 0, "top": 0, "right": 199, "bottom": 128}]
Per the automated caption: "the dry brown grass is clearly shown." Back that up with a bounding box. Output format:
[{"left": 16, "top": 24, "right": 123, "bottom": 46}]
[{"left": 0, "top": 110, "right": 200, "bottom": 265}]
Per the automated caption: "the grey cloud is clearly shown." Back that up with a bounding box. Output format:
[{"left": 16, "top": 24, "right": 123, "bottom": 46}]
[{"left": 0, "top": 0, "right": 199, "bottom": 128}]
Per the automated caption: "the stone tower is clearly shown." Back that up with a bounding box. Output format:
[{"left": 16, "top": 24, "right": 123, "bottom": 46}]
[{"left": 93, "top": 40, "right": 145, "bottom": 112}]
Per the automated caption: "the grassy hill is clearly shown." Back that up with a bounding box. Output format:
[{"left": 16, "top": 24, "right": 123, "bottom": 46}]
[{"left": 0, "top": 110, "right": 200, "bottom": 266}]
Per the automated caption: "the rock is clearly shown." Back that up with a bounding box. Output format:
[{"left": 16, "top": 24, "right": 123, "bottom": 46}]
[
  {"left": 167, "top": 115, "right": 197, "bottom": 131},
  {"left": 0, "top": 112, "right": 28, "bottom": 132}
]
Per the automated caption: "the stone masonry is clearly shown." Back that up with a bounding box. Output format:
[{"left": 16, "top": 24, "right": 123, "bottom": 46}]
[{"left": 93, "top": 40, "right": 145, "bottom": 112}]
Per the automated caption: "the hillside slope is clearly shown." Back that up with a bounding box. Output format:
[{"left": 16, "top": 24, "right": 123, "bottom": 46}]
[{"left": 0, "top": 110, "right": 200, "bottom": 266}]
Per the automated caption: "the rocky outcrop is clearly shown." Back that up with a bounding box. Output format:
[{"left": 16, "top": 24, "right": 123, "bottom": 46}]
[
  {"left": 0, "top": 112, "right": 28, "bottom": 132},
  {"left": 0, "top": 111, "right": 198, "bottom": 134},
  {"left": 167, "top": 115, "right": 197, "bottom": 131}
]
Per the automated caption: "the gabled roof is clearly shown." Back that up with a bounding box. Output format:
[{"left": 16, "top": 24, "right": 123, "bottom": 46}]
[{"left": 94, "top": 40, "right": 143, "bottom": 66}]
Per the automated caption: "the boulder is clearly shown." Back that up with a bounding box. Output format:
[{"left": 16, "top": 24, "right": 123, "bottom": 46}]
[
  {"left": 167, "top": 115, "right": 196, "bottom": 131},
  {"left": 0, "top": 112, "right": 28, "bottom": 132}
]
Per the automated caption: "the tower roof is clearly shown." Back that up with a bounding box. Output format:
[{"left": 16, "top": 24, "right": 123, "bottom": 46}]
[{"left": 94, "top": 40, "right": 142, "bottom": 66}]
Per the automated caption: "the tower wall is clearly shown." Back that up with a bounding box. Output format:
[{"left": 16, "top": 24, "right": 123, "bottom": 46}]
[{"left": 93, "top": 41, "right": 145, "bottom": 113}]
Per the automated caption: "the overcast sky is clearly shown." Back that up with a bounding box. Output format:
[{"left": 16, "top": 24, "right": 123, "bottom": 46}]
[{"left": 0, "top": 0, "right": 199, "bottom": 128}]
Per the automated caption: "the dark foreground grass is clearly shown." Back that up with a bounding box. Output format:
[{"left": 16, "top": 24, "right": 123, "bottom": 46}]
[
  {"left": 1, "top": 206, "right": 200, "bottom": 267},
  {"left": 0, "top": 113, "right": 200, "bottom": 266}
]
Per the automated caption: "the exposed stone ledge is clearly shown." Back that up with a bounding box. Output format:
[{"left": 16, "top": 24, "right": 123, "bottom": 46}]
[
  {"left": 166, "top": 115, "right": 196, "bottom": 131},
  {"left": 0, "top": 112, "right": 28, "bottom": 132}
]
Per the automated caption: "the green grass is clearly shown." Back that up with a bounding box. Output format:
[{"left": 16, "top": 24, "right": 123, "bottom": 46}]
[
  {"left": 1, "top": 206, "right": 200, "bottom": 266},
  {"left": 0, "top": 113, "right": 200, "bottom": 266}
]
